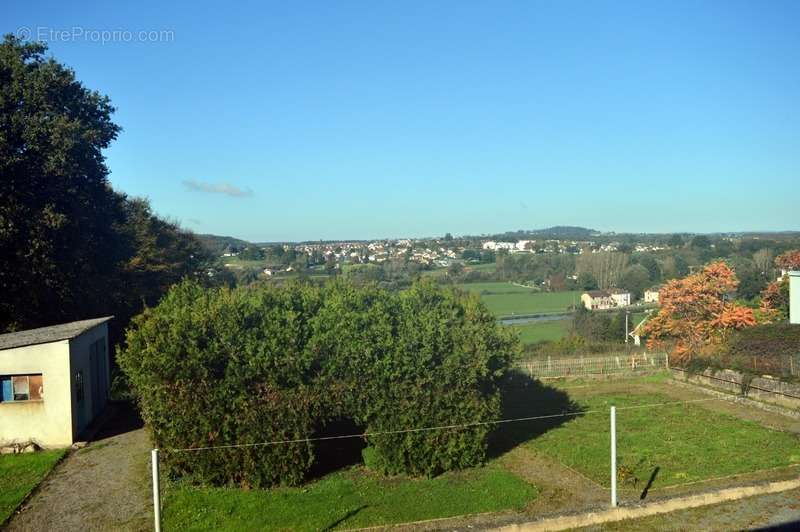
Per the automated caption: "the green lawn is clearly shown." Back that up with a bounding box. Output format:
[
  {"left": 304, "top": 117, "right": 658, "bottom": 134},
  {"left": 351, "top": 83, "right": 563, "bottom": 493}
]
[
  {"left": 510, "top": 318, "right": 572, "bottom": 344},
  {"left": 458, "top": 282, "right": 579, "bottom": 317},
  {"left": 0, "top": 450, "right": 66, "bottom": 523},
  {"left": 164, "top": 464, "right": 535, "bottom": 531},
  {"left": 527, "top": 392, "right": 800, "bottom": 489}
]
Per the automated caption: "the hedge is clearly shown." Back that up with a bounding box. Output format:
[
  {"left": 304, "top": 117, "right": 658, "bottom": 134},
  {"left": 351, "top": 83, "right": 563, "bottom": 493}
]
[
  {"left": 686, "top": 323, "right": 800, "bottom": 380},
  {"left": 717, "top": 323, "right": 800, "bottom": 379},
  {"left": 119, "top": 279, "right": 516, "bottom": 487}
]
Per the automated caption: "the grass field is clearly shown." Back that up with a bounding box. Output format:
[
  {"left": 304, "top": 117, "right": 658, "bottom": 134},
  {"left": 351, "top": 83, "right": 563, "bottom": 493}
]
[
  {"left": 422, "top": 263, "right": 497, "bottom": 278},
  {"left": 164, "top": 464, "right": 535, "bottom": 531},
  {"left": 527, "top": 391, "right": 800, "bottom": 489},
  {"left": 0, "top": 450, "right": 66, "bottom": 523},
  {"left": 466, "top": 262, "right": 497, "bottom": 273},
  {"left": 220, "top": 257, "right": 265, "bottom": 269},
  {"left": 511, "top": 318, "right": 572, "bottom": 344},
  {"left": 458, "top": 282, "right": 579, "bottom": 317}
]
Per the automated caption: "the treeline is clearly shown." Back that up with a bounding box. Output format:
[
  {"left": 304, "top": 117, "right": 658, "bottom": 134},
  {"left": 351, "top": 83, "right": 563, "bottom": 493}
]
[
  {"left": 0, "top": 36, "right": 209, "bottom": 339},
  {"left": 342, "top": 261, "right": 430, "bottom": 290},
  {"left": 455, "top": 234, "right": 800, "bottom": 302}
]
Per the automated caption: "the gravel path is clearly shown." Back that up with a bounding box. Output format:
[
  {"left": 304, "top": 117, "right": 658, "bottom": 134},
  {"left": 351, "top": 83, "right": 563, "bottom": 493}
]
[{"left": 6, "top": 403, "right": 152, "bottom": 532}]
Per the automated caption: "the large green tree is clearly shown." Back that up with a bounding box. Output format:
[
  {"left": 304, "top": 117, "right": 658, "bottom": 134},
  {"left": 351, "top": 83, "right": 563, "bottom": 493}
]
[
  {"left": 0, "top": 35, "right": 206, "bottom": 334},
  {"left": 620, "top": 264, "right": 651, "bottom": 300}
]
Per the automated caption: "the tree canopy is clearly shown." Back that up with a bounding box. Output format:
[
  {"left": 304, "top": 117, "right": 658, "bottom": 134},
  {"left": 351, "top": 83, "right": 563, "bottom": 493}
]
[
  {"left": 642, "top": 262, "right": 756, "bottom": 362},
  {"left": 0, "top": 35, "right": 206, "bottom": 335}
]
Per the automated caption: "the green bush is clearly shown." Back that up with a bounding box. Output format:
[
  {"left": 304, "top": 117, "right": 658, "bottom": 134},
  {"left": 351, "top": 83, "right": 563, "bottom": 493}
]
[
  {"left": 119, "top": 279, "right": 516, "bottom": 487},
  {"left": 683, "top": 323, "right": 800, "bottom": 380},
  {"left": 717, "top": 323, "right": 800, "bottom": 379}
]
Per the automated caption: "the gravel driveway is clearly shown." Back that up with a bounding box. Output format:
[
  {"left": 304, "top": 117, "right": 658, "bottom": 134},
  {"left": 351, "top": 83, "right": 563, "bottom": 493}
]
[{"left": 5, "top": 403, "right": 152, "bottom": 532}]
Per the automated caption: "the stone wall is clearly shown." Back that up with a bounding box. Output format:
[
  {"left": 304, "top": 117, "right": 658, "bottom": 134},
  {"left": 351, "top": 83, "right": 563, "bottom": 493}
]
[{"left": 671, "top": 367, "right": 800, "bottom": 411}]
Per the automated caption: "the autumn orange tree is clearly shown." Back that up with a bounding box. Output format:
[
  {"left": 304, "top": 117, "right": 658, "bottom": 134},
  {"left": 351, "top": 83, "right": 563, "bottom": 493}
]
[
  {"left": 643, "top": 262, "right": 756, "bottom": 363},
  {"left": 760, "top": 249, "right": 800, "bottom": 319},
  {"left": 775, "top": 249, "right": 800, "bottom": 272}
]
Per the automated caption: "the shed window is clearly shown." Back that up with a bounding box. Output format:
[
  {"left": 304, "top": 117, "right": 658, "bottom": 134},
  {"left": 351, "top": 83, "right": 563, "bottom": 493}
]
[{"left": 0, "top": 374, "right": 43, "bottom": 402}]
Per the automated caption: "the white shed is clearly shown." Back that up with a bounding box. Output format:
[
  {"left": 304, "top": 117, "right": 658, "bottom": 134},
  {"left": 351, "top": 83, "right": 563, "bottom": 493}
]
[{"left": 0, "top": 317, "right": 112, "bottom": 448}]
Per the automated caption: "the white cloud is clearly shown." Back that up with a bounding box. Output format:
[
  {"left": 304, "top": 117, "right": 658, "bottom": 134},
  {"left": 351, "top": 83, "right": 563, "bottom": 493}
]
[{"left": 182, "top": 179, "right": 253, "bottom": 198}]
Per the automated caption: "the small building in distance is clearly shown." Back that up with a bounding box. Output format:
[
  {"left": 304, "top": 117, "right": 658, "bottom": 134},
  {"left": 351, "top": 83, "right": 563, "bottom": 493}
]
[
  {"left": 0, "top": 317, "right": 112, "bottom": 448},
  {"left": 644, "top": 286, "right": 661, "bottom": 304},
  {"left": 581, "top": 289, "right": 632, "bottom": 311}
]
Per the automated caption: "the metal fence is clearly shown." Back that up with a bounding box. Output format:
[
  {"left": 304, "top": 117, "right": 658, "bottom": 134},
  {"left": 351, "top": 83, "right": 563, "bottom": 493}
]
[{"left": 515, "top": 352, "right": 669, "bottom": 379}]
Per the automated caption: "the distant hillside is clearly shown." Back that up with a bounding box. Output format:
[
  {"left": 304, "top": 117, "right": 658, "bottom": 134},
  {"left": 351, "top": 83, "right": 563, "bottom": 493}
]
[
  {"left": 194, "top": 233, "right": 251, "bottom": 255},
  {"left": 488, "top": 226, "right": 598, "bottom": 241},
  {"left": 530, "top": 226, "right": 599, "bottom": 239}
]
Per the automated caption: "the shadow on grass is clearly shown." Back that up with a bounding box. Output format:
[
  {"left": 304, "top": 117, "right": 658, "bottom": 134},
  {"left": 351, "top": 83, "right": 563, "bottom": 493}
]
[
  {"left": 488, "top": 371, "right": 583, "bottom": 458},
  {"left": 309, "top": 372, "right": 580, "bottom": 481},
  {"left": 640, "top": 466, "right": 660, "bottom": 500},
  {"left": 322, "top": 504, "right": 367, "bottom": 531}
]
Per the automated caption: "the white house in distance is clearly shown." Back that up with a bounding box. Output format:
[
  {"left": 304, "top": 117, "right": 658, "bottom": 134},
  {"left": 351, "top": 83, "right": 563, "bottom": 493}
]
[
  {"left": 581, "top": 289, "right": 632, "bottom": 311},
  {"left": 0, "top": 317, "right": 112, "bottom": 448},
  {"left": 644, "top": 286, "right": 661, "bottom": 304}
]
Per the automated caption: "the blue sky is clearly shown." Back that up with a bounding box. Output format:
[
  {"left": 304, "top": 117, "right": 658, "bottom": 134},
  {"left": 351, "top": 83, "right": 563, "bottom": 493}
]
[{"left": 4, "top": 1, "right": 799, "bottom": 241}]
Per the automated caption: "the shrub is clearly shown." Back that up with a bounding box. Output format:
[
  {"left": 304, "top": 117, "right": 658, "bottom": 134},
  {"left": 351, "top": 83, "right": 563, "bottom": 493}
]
[
  {"left": 119, "top": 278, "right": 516, "bottom": 486},
  {"left": 684, "top": 323, "right": 800, "bottom": 380},
  {"left": 718, "top": 323, "right": 800, "bottom": 378}
]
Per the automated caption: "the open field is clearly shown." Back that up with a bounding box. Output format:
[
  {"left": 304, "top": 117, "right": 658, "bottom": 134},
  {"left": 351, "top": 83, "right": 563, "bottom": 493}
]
[
  {"left": 422, "top": 263, "right": 497, "bottom": 279},
  {"left": 466, "top": 262, "right": 497, "bottom": 273},
  {"left": 164, "top": 464, "right": 534, "bottom": 531},
  {"left": 511, "top": 318, "right": 572, "bottom": 344},
  {"left": 457, "top": 282, "right": 580, "bottom": 317},
  {"left": 527, "top": 390, "right": 800, "bottom": 489},
  {"left": 158, "top": 373, "right": 800, "bottom": 530},
  {"left": 219, "top": 257, "right": 265, "bottom": 269},
  {"left": 0, "top": 450, "right": 65, "bottom": 524}
]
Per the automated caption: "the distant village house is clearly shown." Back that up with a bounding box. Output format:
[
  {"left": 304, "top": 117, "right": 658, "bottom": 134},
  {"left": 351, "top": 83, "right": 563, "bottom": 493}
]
[
  {"left": 581, "top": 289, "right": 631, "bottom": 311},
  {"left": 644, "top": 287, "right": 661, "bottom": 304}
]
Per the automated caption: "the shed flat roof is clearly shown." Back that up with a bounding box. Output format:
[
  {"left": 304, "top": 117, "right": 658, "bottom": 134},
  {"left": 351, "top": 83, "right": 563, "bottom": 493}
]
[{"left": 0, "top": 317, "right": 113, "bottom": 351}]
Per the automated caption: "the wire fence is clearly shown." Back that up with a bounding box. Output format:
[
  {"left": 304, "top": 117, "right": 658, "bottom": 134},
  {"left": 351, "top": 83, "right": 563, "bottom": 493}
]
[
  {"left": 514, "top": 351, "right": 669, "bottom": 379},
  {"left": 148, "top": 370, "right": 800, "bottom": 531}
]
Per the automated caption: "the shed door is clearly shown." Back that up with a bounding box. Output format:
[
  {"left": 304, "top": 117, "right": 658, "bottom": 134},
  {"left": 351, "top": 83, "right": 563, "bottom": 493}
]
[{"left": 1, "top": 377, "right": 11, "bottom": 402}]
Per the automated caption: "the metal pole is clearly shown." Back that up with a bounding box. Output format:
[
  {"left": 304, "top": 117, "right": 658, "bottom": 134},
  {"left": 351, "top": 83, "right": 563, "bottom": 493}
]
[
  {"left": 152, "top": 449, "right": 162, "bottom": 532},
  {"left": 610, "top": 406, "right": 617, "bottom": 507}
]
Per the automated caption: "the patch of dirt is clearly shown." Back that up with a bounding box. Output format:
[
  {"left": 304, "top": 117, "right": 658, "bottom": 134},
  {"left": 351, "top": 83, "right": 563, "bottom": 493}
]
[
  {"left": 6, "top": 402, "right": 152, "bottom": 532},
  {"left": 499, "top": 447, "right": 607, "bottom": 516}
]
